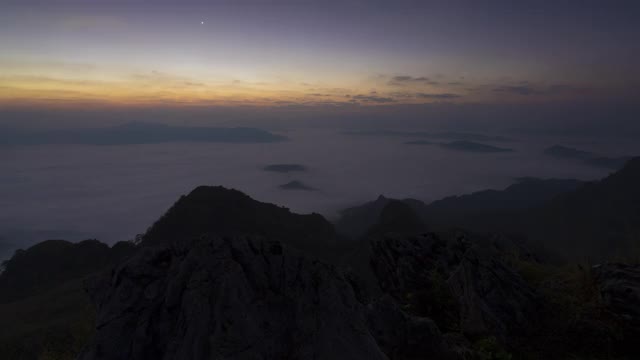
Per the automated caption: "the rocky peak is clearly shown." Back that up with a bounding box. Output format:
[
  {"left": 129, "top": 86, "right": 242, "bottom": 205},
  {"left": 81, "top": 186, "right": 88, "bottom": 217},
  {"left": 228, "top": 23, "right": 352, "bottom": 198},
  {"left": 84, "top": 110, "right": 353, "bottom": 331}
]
[
  {"left": 79, "top": 236, "right": 389, "bottom": 360},
  {"left": 141, "top": 186, "right": 340, "bottom": 261}
]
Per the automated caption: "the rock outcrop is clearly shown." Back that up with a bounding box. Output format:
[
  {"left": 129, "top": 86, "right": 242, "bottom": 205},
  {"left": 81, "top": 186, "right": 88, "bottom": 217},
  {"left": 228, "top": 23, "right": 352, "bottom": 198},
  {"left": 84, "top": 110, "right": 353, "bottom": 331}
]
[
  {"left": 369, "top": 230, "right": 538, "bottom": 341},
  {"left": 366, "top": 295, "right": 455, "bottom": 360},
  {"left": 78, "top": 236, "right": 388, "bottom": 360},
  {"left": 593, "top": 263, "right": 640, "bottom": 333},
  {"left": 447, "top": 246, "right": 538, "bottom": 338},
  {"left": 370, "top": 233, "right": 457, "bottom": 300}
]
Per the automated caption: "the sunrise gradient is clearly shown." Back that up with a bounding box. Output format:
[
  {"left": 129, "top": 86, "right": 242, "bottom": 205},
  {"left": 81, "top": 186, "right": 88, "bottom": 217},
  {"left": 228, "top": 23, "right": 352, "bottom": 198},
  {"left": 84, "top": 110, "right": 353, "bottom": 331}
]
[{"left": 1, "top": 0, "right": 638, "bottom": 108}]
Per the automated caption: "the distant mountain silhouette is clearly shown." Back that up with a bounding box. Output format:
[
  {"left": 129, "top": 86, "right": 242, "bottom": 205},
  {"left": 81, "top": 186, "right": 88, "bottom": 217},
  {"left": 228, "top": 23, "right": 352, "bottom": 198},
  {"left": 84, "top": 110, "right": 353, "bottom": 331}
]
[
  {"left": 0, "top": 229, "right": 90, "bottom": 262},
  {"left": 366, "top": 200, "right": 428, "bottom": 236},
  {"left": 544, "top": 145, "right": 593, "bottom": 159},
  {"left": 419, "top": 157, "right": 640, "bottom": 259},
  {"left": 429, "top": 177, "right": 583, "bottom": 213},
  {"left": 416, "top": 158, "right": 640, "bottom": 259},
  {"left": 423, "top": 177, "right": 585, "bottom": 232},
  {"left": 586, "top": 156, "right": 633, "bottom": 169},
  {"left": 334, "top": 195, "right": 427, "bottom": 239},
  {"left": 0, "top": 122, "right": 286, "bottom": 145},
  {"left": 343, "top": 130, "right": 512, "bottom": 142},
  {"left": 278, "top": 180, "right": 316, "bottom": 191},
  {"left": 440, "top": 141, "right": 513, "bottom": 153},
  {"left": 141, "top": 186, "right": 340, "bottom": 261},
  {"left": 528, "top": 157, "right": 640, "bottom": 258},
  {"left": 263, "top": 164, "right": 307, "bottom": 173},
  {"left": 334, "top": 177, "right": 582, "bottom": 240},
  {"left": 544, "top": 145, "right": 632, "bottom": 169}
]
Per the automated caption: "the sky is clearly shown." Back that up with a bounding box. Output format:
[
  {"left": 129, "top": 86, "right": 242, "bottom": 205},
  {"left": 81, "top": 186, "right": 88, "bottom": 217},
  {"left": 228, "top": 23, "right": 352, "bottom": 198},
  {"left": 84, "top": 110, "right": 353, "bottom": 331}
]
[
  {"left": 1, "top": 0, "right": 640, "bottom": 257},
  {"left": 1, "top": 0, "right": 639, "bottom": 111}
]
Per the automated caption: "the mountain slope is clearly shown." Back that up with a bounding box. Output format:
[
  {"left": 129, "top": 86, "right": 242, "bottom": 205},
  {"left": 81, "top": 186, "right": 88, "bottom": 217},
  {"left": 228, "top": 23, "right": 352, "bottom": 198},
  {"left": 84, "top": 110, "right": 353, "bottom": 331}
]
[
  {"left": 334, "top": 177, "right": 584, "bottom": 239},
  {"left": 334, "top": 195, "right": 427, "bottom": 239},
  {"left": 0, "top": 239, "right": 135, "bottom": 303},
  {"left": 423, "top": 177, "right": 584, "bottom": 232},
  {"left": 529, "top": 157, "right": 640, "bottom": 258},
  {"left": 78, "top": 236, "right": 393, "bottom": 360},
  {"left": 544, "top": 145, "right": 633, "bottom": 169},
  {"left": 141, "top": 186, "right": 342, "bottom": 261},
  {"left": 0, "top": 239, "right": 135, "bottom": 360}
]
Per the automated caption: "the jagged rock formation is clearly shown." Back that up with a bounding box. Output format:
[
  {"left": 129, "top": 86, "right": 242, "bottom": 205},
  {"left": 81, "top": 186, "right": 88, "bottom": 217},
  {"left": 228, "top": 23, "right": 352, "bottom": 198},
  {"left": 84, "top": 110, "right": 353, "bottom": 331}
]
[
  {"left": 5, "top": 168, "right": 640, "bottom": 360},
  {"left": 339, "top": 201, "right": 430, "bottom": 298},
  {"left": 369, "top": 232, "right": 538, "bottom": 340},
  {"left": 0, "top": 183, "right": 625, "bottom": 360},
  {"left": 78, "top": 236, "right": 389, "bottom": 360},
  {"left": 366, "top": 295, "right": 455, "bottom": 360},
  {"left": 593, "top": 263, "right": 640, "bottom": 334},
  {"left": 447, "top": 246, "right": 539, "bottom": 338},
  {"left": 370, "top": 233, "right": 457, "bottom": 300}
]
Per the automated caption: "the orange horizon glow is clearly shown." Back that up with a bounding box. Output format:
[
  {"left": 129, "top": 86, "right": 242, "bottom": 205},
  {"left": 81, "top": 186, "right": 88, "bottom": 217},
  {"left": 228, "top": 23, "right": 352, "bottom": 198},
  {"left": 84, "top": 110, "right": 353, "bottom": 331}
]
[{"left": 1, "top": 64, "right": 604, "bottom": 108}]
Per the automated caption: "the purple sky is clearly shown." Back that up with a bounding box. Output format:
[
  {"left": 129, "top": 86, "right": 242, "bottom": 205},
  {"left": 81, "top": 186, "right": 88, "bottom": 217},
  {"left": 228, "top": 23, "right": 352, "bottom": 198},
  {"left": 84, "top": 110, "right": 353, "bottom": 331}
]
[{"left": 1, "top": 0, "right": 638, "bottom": 110}]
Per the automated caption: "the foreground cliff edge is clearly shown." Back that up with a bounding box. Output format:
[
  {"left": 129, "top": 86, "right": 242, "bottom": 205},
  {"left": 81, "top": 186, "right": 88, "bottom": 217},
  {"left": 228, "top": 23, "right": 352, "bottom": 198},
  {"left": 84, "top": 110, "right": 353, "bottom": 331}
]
[{"left": 1, "top": 159, "right": 640, "bottom": 359}]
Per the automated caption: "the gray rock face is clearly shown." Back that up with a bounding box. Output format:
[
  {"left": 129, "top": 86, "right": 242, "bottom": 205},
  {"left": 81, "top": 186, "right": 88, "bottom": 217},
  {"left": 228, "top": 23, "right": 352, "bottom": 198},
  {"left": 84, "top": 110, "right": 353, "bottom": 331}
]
[
  {"left": 366, "top": 295, "right": 455, "bottom": 360},
  {"left": 370, "top": 232, "right": 538, "bottom": 340},
  {"left": 593, "top": 263, "right": 640, "bottom": 332},
  {"left": 447, "top": 246, "right": 538, "bottom": 338},
  {"left": 369, "top": 233, "right": 463, "bottom": 300},
  {"left": 78, "top": 236, "right": 387, "bottom": 360}
]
